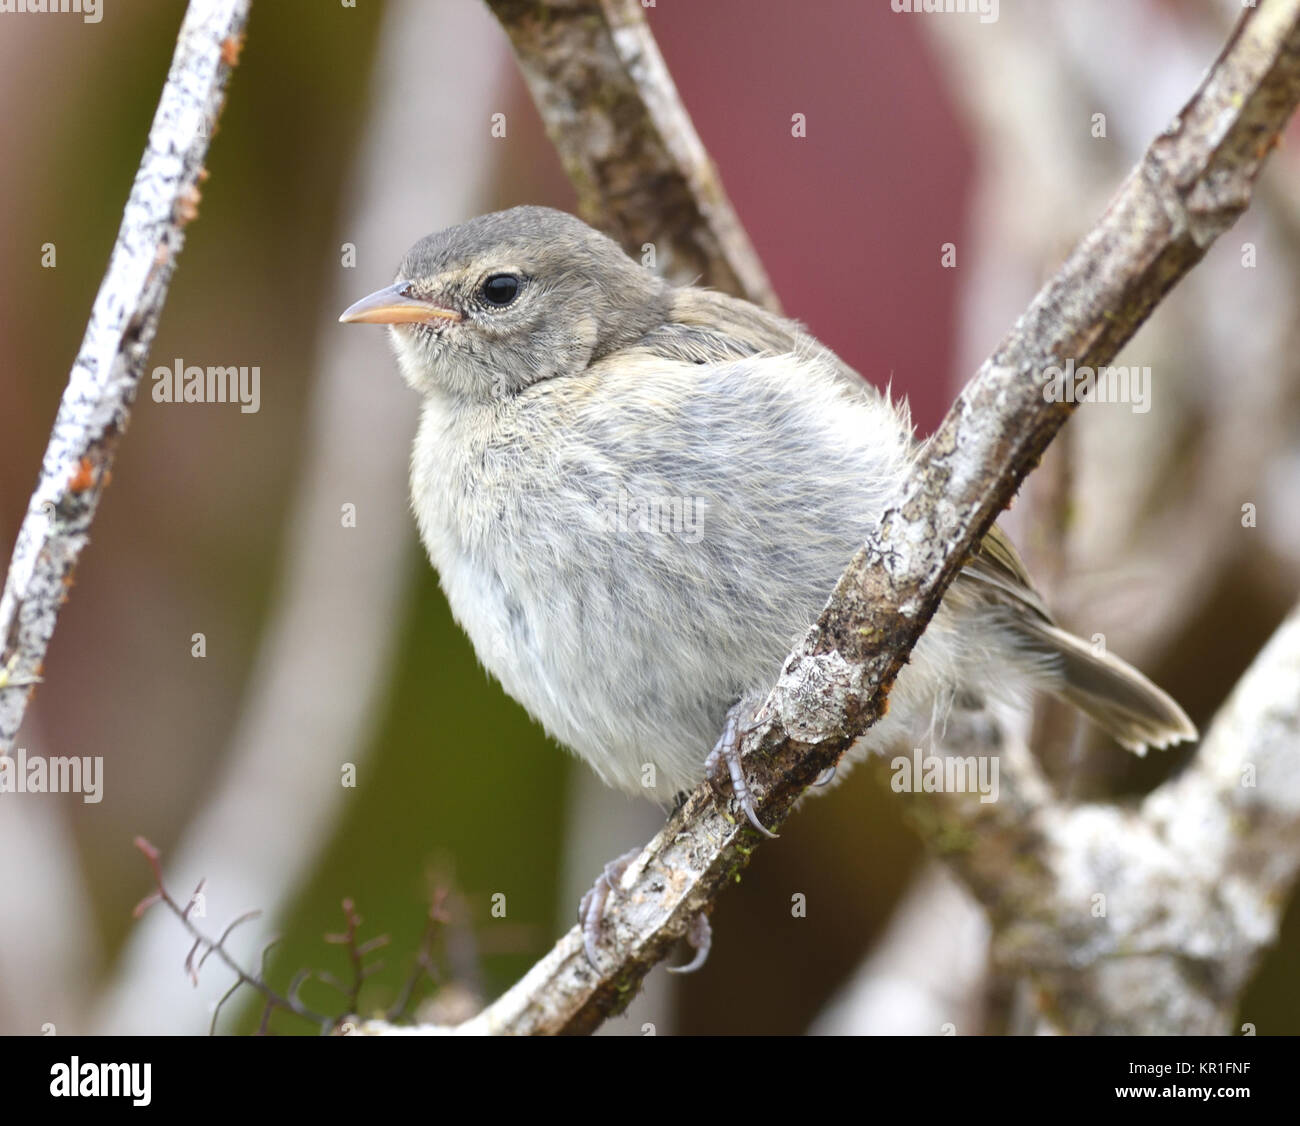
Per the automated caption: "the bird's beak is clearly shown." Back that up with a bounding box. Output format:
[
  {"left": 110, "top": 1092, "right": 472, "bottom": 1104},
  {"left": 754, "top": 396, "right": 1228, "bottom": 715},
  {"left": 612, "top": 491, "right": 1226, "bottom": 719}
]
[{"left": 338, "top": 282, "right": 462, "bottom": 325}]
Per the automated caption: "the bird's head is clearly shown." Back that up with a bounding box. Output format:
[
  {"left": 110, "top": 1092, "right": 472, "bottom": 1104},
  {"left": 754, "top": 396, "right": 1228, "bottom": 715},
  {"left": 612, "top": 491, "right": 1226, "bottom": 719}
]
[{"left": 340, "top": 206, "right": 670, "bottom": 401}]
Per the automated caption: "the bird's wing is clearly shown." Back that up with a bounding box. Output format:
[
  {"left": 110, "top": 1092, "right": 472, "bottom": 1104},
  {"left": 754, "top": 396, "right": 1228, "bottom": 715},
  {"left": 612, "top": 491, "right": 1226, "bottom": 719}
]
[
  {"left": 639, "top": 287, "right": 804, "bottom": 363},
  {"left": 643, "top": 287, "right": 887, "bottom": 394},
  {"left": 645, "top": 288, "right": 1050, "bottom": 619}
]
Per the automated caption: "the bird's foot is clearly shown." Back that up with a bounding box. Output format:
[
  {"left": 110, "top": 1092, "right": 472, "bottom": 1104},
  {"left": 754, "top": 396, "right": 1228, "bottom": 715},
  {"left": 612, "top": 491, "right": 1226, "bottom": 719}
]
[
  {"left": 578, "top": 848, "right": 717, "bottom": 974},
  {"left": 578, "top": 847, "right": 641, "bottom": 969},
  {"left": 705, "top": 695, "right": 777, "bottom": 839}
]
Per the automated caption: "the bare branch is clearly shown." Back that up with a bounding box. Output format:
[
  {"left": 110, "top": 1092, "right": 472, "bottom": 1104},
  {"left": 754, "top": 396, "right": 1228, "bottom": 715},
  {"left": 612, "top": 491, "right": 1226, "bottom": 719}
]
[
  {"left": 0, "top": 0, "right": 251, "bottom": 756},
  {"left": 385, "top": 887, "right": 450, "bottom": 1024},
  {"left": 484, "top": 0, "right": 780, "bottom": 309},
  {"left": 360, "top": 0, "right": 1300, "bottom": 1036},
  {"left": 131, "top": 838, "right": 335, "bottom": 1035}
]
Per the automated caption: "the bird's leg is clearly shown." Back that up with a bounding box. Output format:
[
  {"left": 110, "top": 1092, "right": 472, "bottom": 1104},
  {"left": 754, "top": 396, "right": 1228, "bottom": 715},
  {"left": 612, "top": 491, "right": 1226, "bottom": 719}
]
[
  {"left": 578, "top": 847, "right": 640, "bottom": 968},
  {"left": 666, "top": 910, "right": 713, "bottom": 975},
  {"left": 705, "top": 694, "right": 777, "bottom": 839}
]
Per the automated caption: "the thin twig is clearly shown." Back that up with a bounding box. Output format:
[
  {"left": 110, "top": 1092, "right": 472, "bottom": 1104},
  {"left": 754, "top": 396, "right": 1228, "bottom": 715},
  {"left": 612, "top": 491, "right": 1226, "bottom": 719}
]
[
  {"left": 0, "top": 0, "right": 251, "bottom": 756},
  {"left": 385, "top": 887, "right": 450, "bottom": 1024},
  {"left": 321, "top": 898, "right": 390, "bottom": 1016},
  {"left": 132, "top": 837, "right": 334, "bottom": 1035}
]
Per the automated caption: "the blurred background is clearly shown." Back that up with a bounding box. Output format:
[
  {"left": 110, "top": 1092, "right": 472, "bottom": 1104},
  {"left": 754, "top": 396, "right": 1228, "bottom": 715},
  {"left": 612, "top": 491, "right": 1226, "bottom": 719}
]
[{"left": 0, "top": 0, "right": 1297, "bottom": 1035}]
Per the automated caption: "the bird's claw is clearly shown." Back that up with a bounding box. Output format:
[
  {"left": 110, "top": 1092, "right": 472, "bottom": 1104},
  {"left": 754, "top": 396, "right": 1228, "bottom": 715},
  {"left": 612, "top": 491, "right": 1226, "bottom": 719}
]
[
  {"left": 667, "top": 911, "right": 713, "bottom": 975},
  {"left": 578, "top": 847, "right": 640, "bottom": 969},
  {"left": 578, "top": 851, "right": 716, "bottom": 975},
  {"left": 705, "top": 698, "right": 777, "bottom": 838}
]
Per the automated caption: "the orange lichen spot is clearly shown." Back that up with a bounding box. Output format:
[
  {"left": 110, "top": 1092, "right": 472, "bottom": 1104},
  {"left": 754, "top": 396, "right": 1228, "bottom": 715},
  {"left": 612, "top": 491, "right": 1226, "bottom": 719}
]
[
  {"left": 1257, "top": 133, "right": 1282, "bottom": 160},
  {"left": 68, "top": 458, "right": 95, "bottom": 493},
  {"left": 176, "top": 184, "right": 202, "bottom": 226},
  {"left": 221, "top": 33, "right": 244, "bottom": 67}
]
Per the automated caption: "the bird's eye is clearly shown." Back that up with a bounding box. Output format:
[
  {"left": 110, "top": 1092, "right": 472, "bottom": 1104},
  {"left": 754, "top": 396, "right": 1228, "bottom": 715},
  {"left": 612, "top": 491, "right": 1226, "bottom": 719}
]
[{"left": 480, "top": 273, "right": 521, "bottom": 307}]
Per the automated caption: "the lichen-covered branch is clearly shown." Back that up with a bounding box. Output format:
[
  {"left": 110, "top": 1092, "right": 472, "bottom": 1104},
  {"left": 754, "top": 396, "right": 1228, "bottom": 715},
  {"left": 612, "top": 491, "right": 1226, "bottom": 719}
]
[
  {"left": 484, "top": 0, "right": 780, "bottom": 310},
  {"left": 0, "top": 0, "right": 251, "bottom": 756},
  {"left": 357, "top": 0, "right": 1300, "bottom": 1035}
]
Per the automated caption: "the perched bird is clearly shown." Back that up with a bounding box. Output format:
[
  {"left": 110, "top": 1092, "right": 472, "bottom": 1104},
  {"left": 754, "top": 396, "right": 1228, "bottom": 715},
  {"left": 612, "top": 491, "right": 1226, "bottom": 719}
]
[{"left": 340, "top": 205, "right": 1196, "bottom": 966}]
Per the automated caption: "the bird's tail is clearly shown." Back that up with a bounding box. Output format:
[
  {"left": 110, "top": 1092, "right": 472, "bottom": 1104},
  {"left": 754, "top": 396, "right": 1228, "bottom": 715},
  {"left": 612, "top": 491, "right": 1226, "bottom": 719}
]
[{"left": 1017, "top": 622, "right": 1197, "bottom": 754}]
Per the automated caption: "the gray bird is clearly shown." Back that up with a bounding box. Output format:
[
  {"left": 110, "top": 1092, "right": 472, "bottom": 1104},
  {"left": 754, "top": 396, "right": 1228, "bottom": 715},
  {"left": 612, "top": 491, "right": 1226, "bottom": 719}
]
[{"left": 340, "top": 205, "right": 1196, "bottom": 967}]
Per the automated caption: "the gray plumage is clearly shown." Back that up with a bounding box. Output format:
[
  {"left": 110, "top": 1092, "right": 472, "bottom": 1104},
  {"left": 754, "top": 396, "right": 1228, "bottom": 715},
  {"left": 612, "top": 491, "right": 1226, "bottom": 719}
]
[{"left": 347, "top": 205, "right": 1196, "bottom": 802}]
